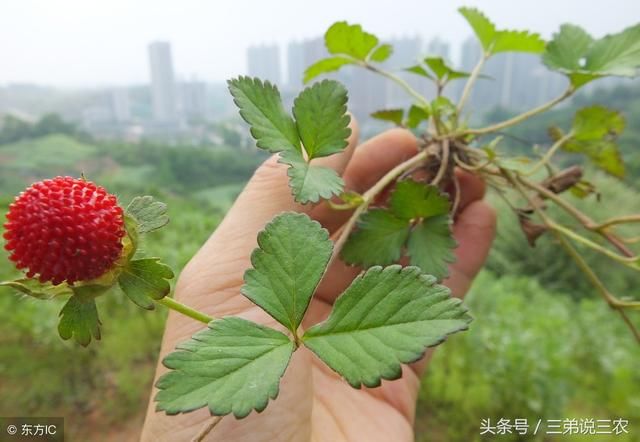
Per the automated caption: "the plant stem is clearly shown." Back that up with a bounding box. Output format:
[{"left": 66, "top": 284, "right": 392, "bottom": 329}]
[
  {"left": 548, "top": 221, "right": 639, "bottom": 268},
  {"left": 431, "top": 139, "right": 450, "bottom": 185},
  {"left": 503, "top": 168, "right": 640, "bottom": 342},
  {"left": 457, "top": 54, "right": 487, "bottom": 113},
  {"left": 462, "top": 87, "right": 573, "bottom": 136},
  {"left": 192, "top": 416, "right": 223, "bottom": 442},
  {"left": 363, "top": 63, "right": 430, "bottom": 108},
  {"left": 156, "top": 297, "right": 214, "bottom": 324},
  {"left": 518, "top": 176, "right": 635, "bottom": 257},
  {"left": 594, "top": 215, "right": 640, "bottom": 231},
  {"left": 525, "top": 131, "right": 574, "bottom": 176},
  {"left": 332, "top": 149, "right": 431, "bottom": 256}
]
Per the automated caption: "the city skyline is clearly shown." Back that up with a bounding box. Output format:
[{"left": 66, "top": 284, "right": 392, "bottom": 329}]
[{"left": 1, "top": 0, "right": 639, "bottom": 87}]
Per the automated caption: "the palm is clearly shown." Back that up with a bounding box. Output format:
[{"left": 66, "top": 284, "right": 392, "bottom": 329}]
[{"left": 141, "top": 127, "right": 495, "bottom": 441}]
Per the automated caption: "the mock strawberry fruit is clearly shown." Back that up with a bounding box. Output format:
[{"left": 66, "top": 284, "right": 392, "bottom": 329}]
[{"left": 3, "top": 176, "right": 126, "bottom": 285}]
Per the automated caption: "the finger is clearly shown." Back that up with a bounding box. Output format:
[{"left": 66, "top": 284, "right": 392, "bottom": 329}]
[
  {"left": 454, "top": 168, "right": 486, "bottom": 212},
  {"left": 444, "top": 200, "right": 497, "bottom": 298},
  {"left": 310, "top": 128, "right": 419, "bottom": 233}
]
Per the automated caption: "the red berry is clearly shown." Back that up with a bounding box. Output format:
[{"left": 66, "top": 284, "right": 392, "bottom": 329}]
[{"left": 3, "top": 176, "right": 126, "bottom": 285}]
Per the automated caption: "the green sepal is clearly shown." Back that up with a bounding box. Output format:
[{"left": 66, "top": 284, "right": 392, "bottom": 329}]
[
  {"left": 118, "top": 258, "right": 175, "bottom": 310},
  {"left": 125, "top": 196, "right": 170, "bottom": 234},
  {"left": 58, "top": 294, "right": 102, "bottom": 347},
  {"left": 0, "top": 278, "right": 72, "bottom": 300}
]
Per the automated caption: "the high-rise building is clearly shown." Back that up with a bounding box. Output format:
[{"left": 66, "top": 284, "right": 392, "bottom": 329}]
[
  {"left": 110, "top": 88, "right": 130, "bottom": 123},
  {"left": 287, "top": 38, "right": 326, "bottom": 87},
  {"left": 247, "top": 44, "right": 281, "bottom": 84},
  {"left": 148, "top": 41, "right": 178, "bottom": 122},
  {"left": 426, "top": 37, "right": 451, "bottom": 61},
  {"left": 180, "top": 78, "right": 207, "bottom": 120}
]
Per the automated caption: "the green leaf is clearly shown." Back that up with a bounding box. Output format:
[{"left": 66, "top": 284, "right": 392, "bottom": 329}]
[
  {"left": 58, "top": 295, "right": 101, "bottom": 347},
  {"left": 155, "top": 317, "right": 294, "bottom": 418},
  {"left": 587, "top": 24, "right": 640, "bottom": 75},
  {"left": 370, "top": 44, "right": 393, "bottom": 62},
  {"left": 430, "top": 96, "right": 457, "bottom": 120},
  {"left": 558, "top": 106, "right": 626, "bottom": 177},
  {"left": 118, "top": 258, "right": 175, "bottom": 310},
  {"left": 459, "top": 7, "right": 545, "bottom": 54},
  {"left": 407, "top": 215, "right": 457, "bottom": 280},
  {"left": 371, "top": 109, "right": 404, "bottom": 126},
  {"left": 342, "top": 181, "right": 455, "bottom": 274},
  {"left": 125, "top": 196, "right": 169, "bottom": 234},
  {"left": 458, "top": 7, "right": 496, "bottom": 51},
  {"left": 572, "top": 105, "right": 625, "bottom": 140},
  {"left": 242, "top": 212, "right": 332, "bottom": 333},
  {"left": 564, "top": 139, "right": 624, "bottom": 178},
  {"left": 543, "top": 25, "right": 593, "bottom": 72},
  {"left": 405, "top": 64, "right": 434, "bottom": 79},
  {"left": 228, "top": 77, "right": 300, "bottom": 153},
  {"left": 303, "top": 265, "right": 471, "bottom": 388},
  {"left": 492, "top": 30, "right": 546, "bottom": 54},
  {"left": 424, "top": 57, "right": 472, "bottom": 81},
  {"left": 325, "top": 21, "right": 380, "bottom": 61},
  {"left": 390, "top": 181, "right": 450, "bottom": 220},
  {"left": 406, "top": 105, "right": 431, "bottom": 129},
  {"left": 293, "top": 79, "right": 351, "bottom": 159},
  {"left": 341, "top": 210, "right": 410, "bottom": 267},
  {"left": 304, "top": 56, "right": 353, "bottom": 83},
  {"left": 1, "top": 278, "right": 72, "bottom": 300},
  {"left": 543, "top": 24, "right": 640, "bottom": 88},
  {"left": 279, "top": 151, "right": 344, "bottom": 203}
]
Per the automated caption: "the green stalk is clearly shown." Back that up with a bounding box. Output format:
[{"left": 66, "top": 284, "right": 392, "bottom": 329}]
[{"left": 156, "top": 297, "right": 214, "bottom": 324}]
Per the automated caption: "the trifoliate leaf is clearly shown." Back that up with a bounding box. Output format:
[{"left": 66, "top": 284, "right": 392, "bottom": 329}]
[
  {"left": 342, "top": 180, "right": 455, "bottom": 275},
  {"left": 118, "top": 258, "right": 175, "bottom": 310},
  {"left": 371, "top": 109, "right": 404, "bottom": 126},
  {"left": 293, "top": 80, "right": 351, "bottom": 159},
  {"left": 228, "top": 77, "right": 300, "bottom": 153},
  {"left": 304, "top": 57, "right": 353, "bottom": 83},
  {"left": 155, "top": 317, "right": 294, "bottom": 418},
  {"left": 370, "top": 44, "right": 393, "bottom": 62},
  {"left": 543, "top": 24, "right": 640, "bottom": 88},
  {"left": 406, "top": 105, "right": 431, "bottom": 129},
  {"left": 242, "top": 212, "right": 332, "bottom": 333},
  {"left": 459, "top": 7, "right": 545, "bottom": 54},
  {"left": 58, "top": 295, "right": 101, "bottom": 347},
  {"left": 556, "top": 106, "right": 626, "bottom": 177},
  {"left": 424, "top": 57, "right": 472, "bottom": 81},
  {"left": 303, "top": 265, "right": 471, "bottom": 388},
  {"left": 279, "top": 151, "right": 344, "bottom": 203},
  {"left": 406, "top": 215, "right": 457, "bottom": 280},
  {"left": 341, "top": 210, "right": 410, "bottom": 267},
  {"left": 325, "top": 21, "right": 380, "bottom": 61},
  {"left": 0, "top": 278, "right": 72, "bottom": 300},
  {"left": 125, "top": 196, "right": 169, "bottom": 234},
  {"left": 390, "top": 181, "right": 450, "bottom": 220}
]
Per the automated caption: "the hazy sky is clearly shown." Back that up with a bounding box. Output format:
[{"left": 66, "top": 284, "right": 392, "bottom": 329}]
[{"left": 1, "top": 0, "right": 639, "bottom": 87}]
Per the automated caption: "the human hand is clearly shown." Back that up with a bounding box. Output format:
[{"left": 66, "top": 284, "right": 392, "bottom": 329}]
[{"left": 141, "top": 120, "right": 496, "bottom": 442}]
